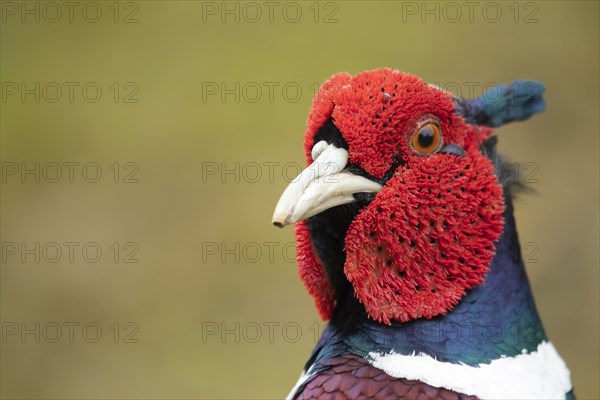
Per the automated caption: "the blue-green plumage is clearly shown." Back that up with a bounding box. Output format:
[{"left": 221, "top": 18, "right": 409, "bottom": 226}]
[
  {"left": 306, "top": 195, "right": 546, "bottom": 368},
  {"left": 455, "top": 81, "right": 546, "bottom": 128}
]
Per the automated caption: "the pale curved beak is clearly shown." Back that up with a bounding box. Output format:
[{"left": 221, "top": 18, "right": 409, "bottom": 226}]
[{"left": 272, "top": 142, "right": 383, "bottom": 228}]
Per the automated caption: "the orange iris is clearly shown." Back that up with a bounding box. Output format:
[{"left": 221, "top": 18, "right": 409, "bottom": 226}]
[{"left": 412, "top": 123, "right": 442, "bottom": 155}]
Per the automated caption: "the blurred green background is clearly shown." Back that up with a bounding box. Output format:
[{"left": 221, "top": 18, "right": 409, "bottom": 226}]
[{"left": 1, "top": 1, "right": 598, "bottom": 399}]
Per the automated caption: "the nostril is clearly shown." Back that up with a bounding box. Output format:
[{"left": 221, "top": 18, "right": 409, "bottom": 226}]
[{"left": 273, "top": 221, "right": 284, "bottom": 228}]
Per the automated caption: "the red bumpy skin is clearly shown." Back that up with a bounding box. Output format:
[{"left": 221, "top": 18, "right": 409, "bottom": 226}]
[
  {"left": 295, "top": 221, "right": 335, "bottom": 320},
  {"left": 295, "top": 68, "right": 504, "bottom": 324},
  {"left": 345, "top": 154, "right": 504, "bottom": 324}
]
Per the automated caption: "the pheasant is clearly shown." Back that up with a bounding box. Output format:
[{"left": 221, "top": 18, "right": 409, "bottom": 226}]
[{"left": 272, "top": 68, "right": 574, "bottom": 399}]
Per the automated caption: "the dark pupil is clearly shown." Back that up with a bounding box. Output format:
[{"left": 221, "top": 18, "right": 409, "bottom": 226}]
[{"left": 418, "top": 128, "right": 435, "bottom": 148}]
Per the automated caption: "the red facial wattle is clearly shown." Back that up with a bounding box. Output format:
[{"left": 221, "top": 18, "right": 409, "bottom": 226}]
[
  {"left": 344, "top": 153, "right": 504, "bottom": 324},
  {"left": 285, "top": 68, "right": 507, "bottom": 324},
  {"left": 304, "top": 69, "right": 492, "bottom": 178},
  {"left": 295, "top": 220, "right": 335, "bottom": 320}
]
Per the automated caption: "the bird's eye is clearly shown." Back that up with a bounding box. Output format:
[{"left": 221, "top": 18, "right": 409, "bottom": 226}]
[{"left": 412, "top": 123, "right": 442, "bottom": 155}]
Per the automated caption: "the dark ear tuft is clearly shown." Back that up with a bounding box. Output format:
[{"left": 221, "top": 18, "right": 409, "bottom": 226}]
[
  {"left": 481, "top": 136, "right": 531, "bottom": 197},
  {"left": 456, "top": 81, "right": 546, "bottom": 128}
]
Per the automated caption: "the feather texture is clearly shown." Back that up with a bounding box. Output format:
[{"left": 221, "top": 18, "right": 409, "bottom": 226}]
[{"left": 455, "top": 81, "right": 546, "bottom": 128}]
